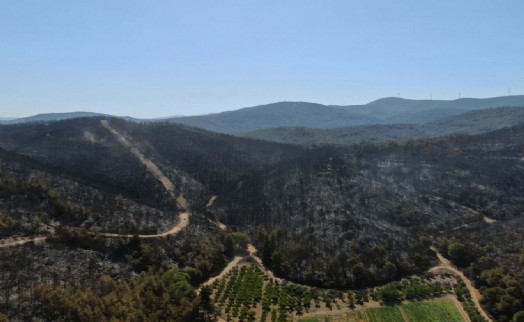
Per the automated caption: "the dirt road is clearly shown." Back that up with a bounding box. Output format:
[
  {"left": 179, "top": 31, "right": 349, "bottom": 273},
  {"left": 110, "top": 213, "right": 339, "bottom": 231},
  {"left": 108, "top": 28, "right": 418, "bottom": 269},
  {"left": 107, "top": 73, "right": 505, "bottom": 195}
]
[
  {"left": 429, "top": 247, "right": 492, "bottom": 322},
  {"left": 200, "top": 195, "right": 284, "bottom": 288},
  {"left": 97, "top": 212, "right": 189, "bottom": 238},
  {"left": 0, "top": 236, "right": 47, "bottom": 248},
  {"left": 97, "top": 119, "right": 191, "bottom": 239},
  {"left": 200, "top": 256, "right": 245, "bottom": 289},
  {"left": 100, "top": 119, "right": 188, "bottom": 210}
]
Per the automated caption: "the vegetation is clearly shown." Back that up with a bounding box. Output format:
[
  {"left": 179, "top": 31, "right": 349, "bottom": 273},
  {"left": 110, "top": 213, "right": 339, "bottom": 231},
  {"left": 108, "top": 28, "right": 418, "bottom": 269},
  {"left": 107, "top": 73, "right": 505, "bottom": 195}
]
[
  {"left": 402, "top": 299, "right": 464, "bottom": 322},
  {"left": 212, "top": 265, "right": 344, "bottom": 321},
  {"left": 367, "top": 306, "right": 404, "bottom": 322},
  {"left": 210, "top": 263, "right": 458, "bottom": 322},
  {"left": 297, "top": 298, "right": 466, "bottom": 322},
  {"left": 34, "top": 269, "right": 213, "bottom": 322},
  {"left": 438, "top": 229, "right": 524, "bottom": 321}
]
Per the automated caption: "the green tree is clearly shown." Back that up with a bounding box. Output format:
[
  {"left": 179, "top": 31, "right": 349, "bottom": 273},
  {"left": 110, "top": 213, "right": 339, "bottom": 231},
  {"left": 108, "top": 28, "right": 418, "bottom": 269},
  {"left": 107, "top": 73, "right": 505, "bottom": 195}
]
[
  {"left": 512, "top": 311, "right": 524, "bottom": 322},
  {"left": 448, "top": 242, "right": 467, "bottom": 266}
]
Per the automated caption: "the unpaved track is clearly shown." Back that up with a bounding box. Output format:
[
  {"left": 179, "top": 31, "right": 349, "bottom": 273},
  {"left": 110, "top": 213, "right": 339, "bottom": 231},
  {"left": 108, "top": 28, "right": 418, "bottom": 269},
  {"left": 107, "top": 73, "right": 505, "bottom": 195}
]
[
  {"left": 198, "top": 242, "right": 283, "bottom": 292},
  {"left": 205, "top": 195, "right": 227, "bottom": 230},
  {"left": 200, "top": 256, "right": 244, "bottom": 289},
  {"left": 205, "top": 196, "right": 217, "bottom": 208},
  {"left": 97, "top": 119, "right": 191, "bottom": 239},
  {"left": 199, "top": 195, "right": 284, "bottom": 289},
  {"left": 0, "top": 236, "right": 47, "bottom": 248},
  {"left": 429, "top": 247, "right": 492, "bottom": 322},
  {"left": 2, "top": 121, "right": 193, "bottom": 247},
  {"left": 483, "top": 216, "right": 496, "bottom": 224},
  {"left": 98, "top": 212, "right": 190, "bottom": 238},
  {"left": 248, "top": 244, "right": 283, "bottom": 282},
  {"left": 100, "top": 119, "right": 187, "bottom": 210}
]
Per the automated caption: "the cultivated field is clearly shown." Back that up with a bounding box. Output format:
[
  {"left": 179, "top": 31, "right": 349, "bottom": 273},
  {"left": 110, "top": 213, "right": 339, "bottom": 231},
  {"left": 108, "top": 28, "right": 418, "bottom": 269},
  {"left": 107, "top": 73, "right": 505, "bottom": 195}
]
[{"left": 210, "top": 262, "right": 468, "bottom": 322}]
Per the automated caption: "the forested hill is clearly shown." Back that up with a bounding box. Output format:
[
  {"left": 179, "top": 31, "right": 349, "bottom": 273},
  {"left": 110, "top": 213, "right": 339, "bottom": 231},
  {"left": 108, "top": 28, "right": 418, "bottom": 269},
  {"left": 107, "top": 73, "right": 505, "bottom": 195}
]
[
  {"left": 167, "top": 95, "right": 524, "bottom": 133},
  {"left": 0, "top": 112, "right": 110, "bottom": 124},
  {"left": 168, "top": 102, "right": 380, "bottom": 133},
  {"left": 345, "top": 95, "right": 524, "bottom": 123},
  {"left": 4, "top": 95, "right": 524, "bottom": 134},
  {"left": 240, "top": 106, "right": 524, "bottom": 146}
]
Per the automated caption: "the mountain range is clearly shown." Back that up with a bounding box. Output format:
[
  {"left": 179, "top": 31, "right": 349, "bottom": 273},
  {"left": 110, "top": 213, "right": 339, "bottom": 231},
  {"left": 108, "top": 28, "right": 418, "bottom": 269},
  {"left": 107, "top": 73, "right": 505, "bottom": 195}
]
[
  {"left": 3, "top": 96, "right": 524, "bottom": 134},
  {"left": 243, "top": 106, "right": 524, "bottom": 145},
  {"left": 161, "top": 95, "right": 524, "bottom": 133}
]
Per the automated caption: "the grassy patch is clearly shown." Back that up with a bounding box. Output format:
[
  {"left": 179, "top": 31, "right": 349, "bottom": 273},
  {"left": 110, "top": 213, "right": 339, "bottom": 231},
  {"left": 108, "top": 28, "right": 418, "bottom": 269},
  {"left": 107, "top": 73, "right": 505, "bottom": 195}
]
[
  {"left": 367, "top": 306, "right": 404, "bottom": 322},
  {"left": 403, "top": 298, "right": 465, "bottom": 322}
]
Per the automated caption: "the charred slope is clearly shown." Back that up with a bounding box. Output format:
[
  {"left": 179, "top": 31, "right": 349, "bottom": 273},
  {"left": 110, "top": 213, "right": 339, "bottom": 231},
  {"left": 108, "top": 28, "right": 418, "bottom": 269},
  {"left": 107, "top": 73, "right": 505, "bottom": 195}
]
[
  {"left": 2, "top": 117, "right": 523, "bottom": 292},
  {"left": 0, "top": 117, "right": 305, "bottom": 210},
  {"left": 0, "top": 118, "right": 190, "bottom": 211},
  {"left": 0, "top": 146, "right": 184, "bottom": 234},
  {"left": 106, "top": 119, "right": 306, "bottom": 194},
  {"left": 210, "top": 124, "right": 524, "bottom": 288}
]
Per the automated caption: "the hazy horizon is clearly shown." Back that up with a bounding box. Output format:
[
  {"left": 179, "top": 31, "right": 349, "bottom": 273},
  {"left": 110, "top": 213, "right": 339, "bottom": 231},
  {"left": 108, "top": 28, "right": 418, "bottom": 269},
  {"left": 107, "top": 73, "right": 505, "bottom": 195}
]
[
  {"left": 2, "top": 94, "right": 524, "bottom": 120},
  {"left": 1, "top": 1, "right": 523, "bottom": 118}
]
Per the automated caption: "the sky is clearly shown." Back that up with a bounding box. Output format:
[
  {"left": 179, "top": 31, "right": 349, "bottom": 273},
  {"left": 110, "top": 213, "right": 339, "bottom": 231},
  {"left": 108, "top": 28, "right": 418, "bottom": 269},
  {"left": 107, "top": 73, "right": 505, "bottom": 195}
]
[{"left": 1, "top": 1, "right": 523, "bottom": 118}]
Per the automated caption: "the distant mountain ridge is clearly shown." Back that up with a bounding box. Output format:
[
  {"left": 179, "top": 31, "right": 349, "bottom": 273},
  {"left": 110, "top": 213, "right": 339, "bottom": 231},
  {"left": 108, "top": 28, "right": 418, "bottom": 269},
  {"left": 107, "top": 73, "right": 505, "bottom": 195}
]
[
  {"left": 242, "top": 106, "right": 524, "bottom": 146},
  {"left": 3, "top": 96, "right": 524, "bottom": 134},
  {"left": 168, "top": 95, "right": 524, "bottom": 133},
  {"left": 347, "top": 96, "right": 524, "bottom": 123},
  {"left": 0, "top": 112, "right": 111, "bottom": 124},
  {"left": 168, "top": 102, "right": 381, "bottom": 133}
]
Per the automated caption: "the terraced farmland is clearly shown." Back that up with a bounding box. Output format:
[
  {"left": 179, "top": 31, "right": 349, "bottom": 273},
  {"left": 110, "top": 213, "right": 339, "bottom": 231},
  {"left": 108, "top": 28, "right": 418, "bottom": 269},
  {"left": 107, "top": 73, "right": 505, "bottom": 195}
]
[
  {"left": 211, "top": 263, "right": 346, "bottom": 321},
  {"left": 211, "top": 263, "right": 467, "bottom": 322}
]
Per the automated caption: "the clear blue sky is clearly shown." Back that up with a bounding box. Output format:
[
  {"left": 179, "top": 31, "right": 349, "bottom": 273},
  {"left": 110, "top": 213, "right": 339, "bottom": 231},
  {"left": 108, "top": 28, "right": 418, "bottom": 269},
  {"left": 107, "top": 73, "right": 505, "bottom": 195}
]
[{"left": 1, "top": 1, "right": 523, "bottom": 118}]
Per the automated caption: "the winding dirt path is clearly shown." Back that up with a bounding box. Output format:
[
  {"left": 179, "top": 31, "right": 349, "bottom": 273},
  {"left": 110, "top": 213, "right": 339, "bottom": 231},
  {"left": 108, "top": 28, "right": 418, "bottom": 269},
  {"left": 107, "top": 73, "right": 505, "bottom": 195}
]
[
  {"left": 0, "top": 236, "right": 47, "bottom": 248},
  {"left": 97, "top": 212, "right": 190, "bottom": 238},
  {"left": 429, "top": 247, "right": 492, "bottom": 322},
  {"left": 247, "top": 244, "right": 284, "bottom": 283},
  {"left": 482, "top": 216, "right": 496, "bottom": 224},
  {"left": 200, "top": 256, "right": 244, "bottom": 289},
  {"left": 1, "top": 121, "right": 193, "bottom": 247},
  {"left": 100, "top": 119, "right": 187, "bottom": 210},
  {"left": 199, "top": 194, "right": 286, "bottom": 289},
  {"left": 95, "top": 120, "right": 191, "bottom": 239}
]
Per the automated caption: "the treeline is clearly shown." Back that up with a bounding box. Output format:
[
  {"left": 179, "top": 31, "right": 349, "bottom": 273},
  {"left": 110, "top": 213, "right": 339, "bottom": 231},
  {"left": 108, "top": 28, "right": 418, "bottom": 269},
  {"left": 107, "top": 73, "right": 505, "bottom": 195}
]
[
  {"left": 254, "top": 225, "right": 434, "bottom": 289},
  {"left": 34, "top": 270, "right": 214, "bottom": 322}
]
